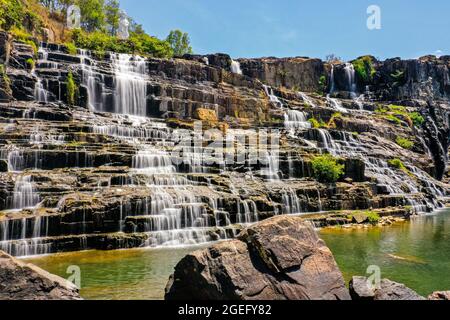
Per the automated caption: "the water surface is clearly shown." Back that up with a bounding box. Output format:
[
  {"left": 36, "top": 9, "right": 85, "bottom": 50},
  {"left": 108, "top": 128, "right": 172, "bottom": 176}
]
[
  {"left": 25, "top": 210, "right": 450, "bottom": 299},
  {"left": 320, "top": 209, "right": 450, "bottom": 296}
]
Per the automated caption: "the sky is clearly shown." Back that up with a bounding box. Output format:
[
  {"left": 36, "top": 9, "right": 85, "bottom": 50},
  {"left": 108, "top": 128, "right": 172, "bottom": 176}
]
[{"left": 120, "top": 0, "right": 450, "bottom": 61}]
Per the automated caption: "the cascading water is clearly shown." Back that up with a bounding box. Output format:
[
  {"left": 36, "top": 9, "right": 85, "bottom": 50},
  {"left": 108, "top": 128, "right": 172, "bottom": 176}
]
[
  {"left": 111, "top": 53, "right": 147, "bottom": 116},
  {"left": 10, "top": 175, "right": 40, "bottom": 210},
  {"left": 344, "top": 62, "right": 357, "bottom": 96},
  {"left": 284, "top": 110, "right": 311, "bottom": 130},
  {"left": 230, "top": 60, "right": 243, "bottom": 75}
]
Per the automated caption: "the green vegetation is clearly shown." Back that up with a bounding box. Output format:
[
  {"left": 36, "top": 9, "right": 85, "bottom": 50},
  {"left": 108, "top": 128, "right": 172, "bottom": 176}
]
[
  {"left": 375, "top": 104, "right": 424, "bottom": 128},
  {"left": 311, "top": 154, "right": 344, "bottom": 183},
  {"left": 65, "top": 42, "right": 78, "bottom": 55},
  {"left": 25, "top": 58, "right": 35, "bottom": 69},
  {"left": 396, "top": 136, "right": 414, "bottom": 150},
  {"left": 1, "top": 1, "right": 192, "bottom": 59},
  {"left": 388, "top": 158, "right": 413, "bottom": 177},
  {"left": 390, "top": 69, "right": 406, "bottom": 86},
  {"left": 348, "top": 211, "right": 381, "bottom": 225},
  {"left": 9, "top": 27, "right": 38, "bottom": 54},
  {"left": 308, "top": 117, "right": 327, "bottom": 129},
  {"left": 318, "top": 75, "right": 327, "bottom": 95},
  {"left": 166, "top": 29, "right": 192, "bottom": 56},
  {"left": 66, "top": 71, "right": 77, "bottom": 105},
  {"left": 328, "top": 112, "right": 343, "bottom": 128},
  {"left": 410, "top": 112, "right": 425, "bottom": 127},
  {"left": 352, "top": 56, "right": 376, "bottom": 83},
  {"left": 70, "top": 28, "right": 173, "bottom": 57},
  {"left": 365, "top": 211, "right": 381, "bottom": 224}
]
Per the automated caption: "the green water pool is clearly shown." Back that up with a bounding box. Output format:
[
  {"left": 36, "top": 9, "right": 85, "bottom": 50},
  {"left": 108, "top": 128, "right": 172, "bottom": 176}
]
[{"left": 24, "top": 209, "right": 450, "bottom": 299}]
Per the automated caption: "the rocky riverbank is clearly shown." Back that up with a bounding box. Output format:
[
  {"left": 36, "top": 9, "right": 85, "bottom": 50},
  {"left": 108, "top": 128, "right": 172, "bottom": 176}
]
[
  {"left": 165, "top": 215, "right": 450, "bottom": 300},
  {"left": 0, "top": 250, "right": 81, "bottom": 300}
]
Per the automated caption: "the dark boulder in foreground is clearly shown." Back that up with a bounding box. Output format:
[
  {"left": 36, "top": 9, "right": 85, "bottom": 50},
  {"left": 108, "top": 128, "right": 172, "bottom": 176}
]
[
  {"left": 165, "top": 216, "right": 351, "bottom": 300},
  {"left": 350, "top": 276, "right": 425, "bottom": 300},
  {"left": 0, "top": 251, "right": 82, "bottom": 300}
]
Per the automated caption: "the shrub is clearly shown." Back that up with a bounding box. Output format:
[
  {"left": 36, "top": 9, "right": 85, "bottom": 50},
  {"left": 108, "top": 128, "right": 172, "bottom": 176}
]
[
  {"left": 25, "top": 58, "right": 34, "bottom": 69},
  {"left": 328, "top": 112, "right": 344, "bottom": 128},
  {"left": 352, "top": 56, "right": 376, "bottom": 83},
  {"left": 365, "top": 211, "right": 381, "bottom": 225},
  {"left": 311, "top": 154, "right": 344, "bottom": 183},
  {"left": 318, "top": 75, "right": 327, "bottom": 94},
  {"left": 65, "top": 42, "right": 78, "bottom": 55},
  {"left": 9, "top": 27, "right": 38, "bottom": 54},
  {"left": 66, "top": 71, "right": 77, "bottom": 106},
  {"left": 308, "top": 117, "right": 327, "bottom": 129},
  {"left": 0, "top": 0, "right": 25, "bottom": 31},
  {"left": 410, "top": 112, "right": 425, "bottom": 127},
  {"left": 388, "top": 158, "right": 405, "bottom": 170},
  {"left": 396, "top": 136, "right": 414, "bottom": 150},
  {"left": 388, "top": 158, "right": 413, "bottom": 177}
]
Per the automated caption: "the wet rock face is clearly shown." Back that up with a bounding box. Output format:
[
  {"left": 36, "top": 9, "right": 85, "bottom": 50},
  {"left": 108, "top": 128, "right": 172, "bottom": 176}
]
[
  {"left": 0, "top": 250, "right": 82, "bottom": 300},
  {"left": 374, "top": 56, "right": 450, "bottom": 101},
  {"left": 165, "top": 216, "right": 351, "bottom": 300},
  {"left": 349, "top": 276, "right": 425, "bottom": 300},
  {"left": 239, "top": 57, "right": 326, "bottom": 92}
]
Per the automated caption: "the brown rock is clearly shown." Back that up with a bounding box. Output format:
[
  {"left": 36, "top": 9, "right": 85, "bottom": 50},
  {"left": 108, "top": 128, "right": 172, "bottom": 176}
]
[
  {"left": 350, "top": 276, "right": 425, "bottom": 300},
  {"left": 428, "top": 291, "right": 450, "bottom": 300},
  {"left": 165, "top": 216, "right": 351, "bottom": 300},
  {"left": 0, "top": 251, "right": 82, "bottom": 300},
  {"left": 194, "top": 107, "right": 218, "bottom": 122}
]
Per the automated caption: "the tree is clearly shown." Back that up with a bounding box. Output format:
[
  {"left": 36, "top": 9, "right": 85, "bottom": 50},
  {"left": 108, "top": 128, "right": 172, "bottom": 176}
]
[
  {"left": 104, "top": 0, "right": 120, "bottom": 35},
  {"left": 77, "top": 0, "right": 106, "bottom": 32},
  {"left": 166, "top": 29, "right": 193, "bottom": 56}
]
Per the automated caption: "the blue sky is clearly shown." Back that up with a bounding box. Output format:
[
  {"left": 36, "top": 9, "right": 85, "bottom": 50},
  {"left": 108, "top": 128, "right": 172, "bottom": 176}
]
[{"left": 120, "top": 0, "right": 449, "bottom": 61}]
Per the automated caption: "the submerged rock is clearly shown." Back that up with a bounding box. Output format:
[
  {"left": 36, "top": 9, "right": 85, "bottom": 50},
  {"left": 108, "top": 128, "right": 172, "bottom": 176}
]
[
  {"left": 165, "top": 216, "right": 351, "bottom": 300},
  {"left": 350, "top": 276, "right": 425, "bottom": 300},
  {"left": 0, "top": 250, "right": 82, "bottom": 300}
]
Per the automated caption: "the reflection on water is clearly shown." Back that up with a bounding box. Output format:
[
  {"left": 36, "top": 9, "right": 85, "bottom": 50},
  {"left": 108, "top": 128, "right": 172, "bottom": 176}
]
[
  {"left": 320, "top": 209, "right": 450, "bottom": 296},
  {"left": 24, "top": 246, "right": 203, "bottom": 300},
  {"left": 23, "top": 210, "right": 450, "bottom": 299}
]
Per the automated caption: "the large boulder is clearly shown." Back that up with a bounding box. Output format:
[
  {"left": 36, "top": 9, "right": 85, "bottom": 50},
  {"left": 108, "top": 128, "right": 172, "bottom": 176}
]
[
  {"left": 0, "top": 251, "right": 82, "bottom": 300},
  {"left": 165, "top": 216, "right": 351, "bottom": 300},
  {"left": 350, "top": 276, "right": 425, "bottom": 300}
]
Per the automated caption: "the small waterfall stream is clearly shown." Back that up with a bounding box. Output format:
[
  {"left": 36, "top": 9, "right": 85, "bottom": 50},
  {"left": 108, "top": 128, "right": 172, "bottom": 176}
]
[{"left": 230, "top": 60, "right": 243, "bottom": 75}]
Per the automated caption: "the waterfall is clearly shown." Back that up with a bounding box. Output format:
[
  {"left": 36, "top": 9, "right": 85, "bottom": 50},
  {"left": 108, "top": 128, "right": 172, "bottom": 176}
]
[
  {"left": 33, "top": 45, "right": 60, "bottom": 103},
  {"left": 329, "top": 65, "right": 336, "bottom": 93},
  {"left": 282, "top": 189, "right": 302, "bottom": 215},
  {"left": 80, "top": 50, "right": 148, "bottom": 116},
  {"left": 262, "top": 85, "right": 283, "bottom": 107},
  {"left": 111, "top": 53, "right": 147, "bottom": 116},
  {"left": 284, "top": 110, "right": 311, "bottom": 130},
  {"left": 326, "top": 95, "right": 348, "bottom": 113},
  {"left": 11, "top": 175, "right": 40, "bottom": 210},
  {"left": 344, "top": 63, "right": 357, "bottom": 96},
  {"left": 132, "top": 147, "right": 176, "bottom": 174},
  {"left": 298, "top": 92, "right": 317, "bottom": 108},
  {"left": 230, "top": 60, "right": 243, "bottom": 75}
]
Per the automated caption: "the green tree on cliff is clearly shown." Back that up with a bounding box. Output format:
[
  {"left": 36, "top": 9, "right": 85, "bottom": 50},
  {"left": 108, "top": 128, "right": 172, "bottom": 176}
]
[
  {"left": 104, "top": 0, "right": 120, "bottom": 35},
  {"left": 78, "top": 0, "right": 106, "bottom": 32},
  {"left": 166, "top": 29, "right": 193, "bottom": 56}
]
